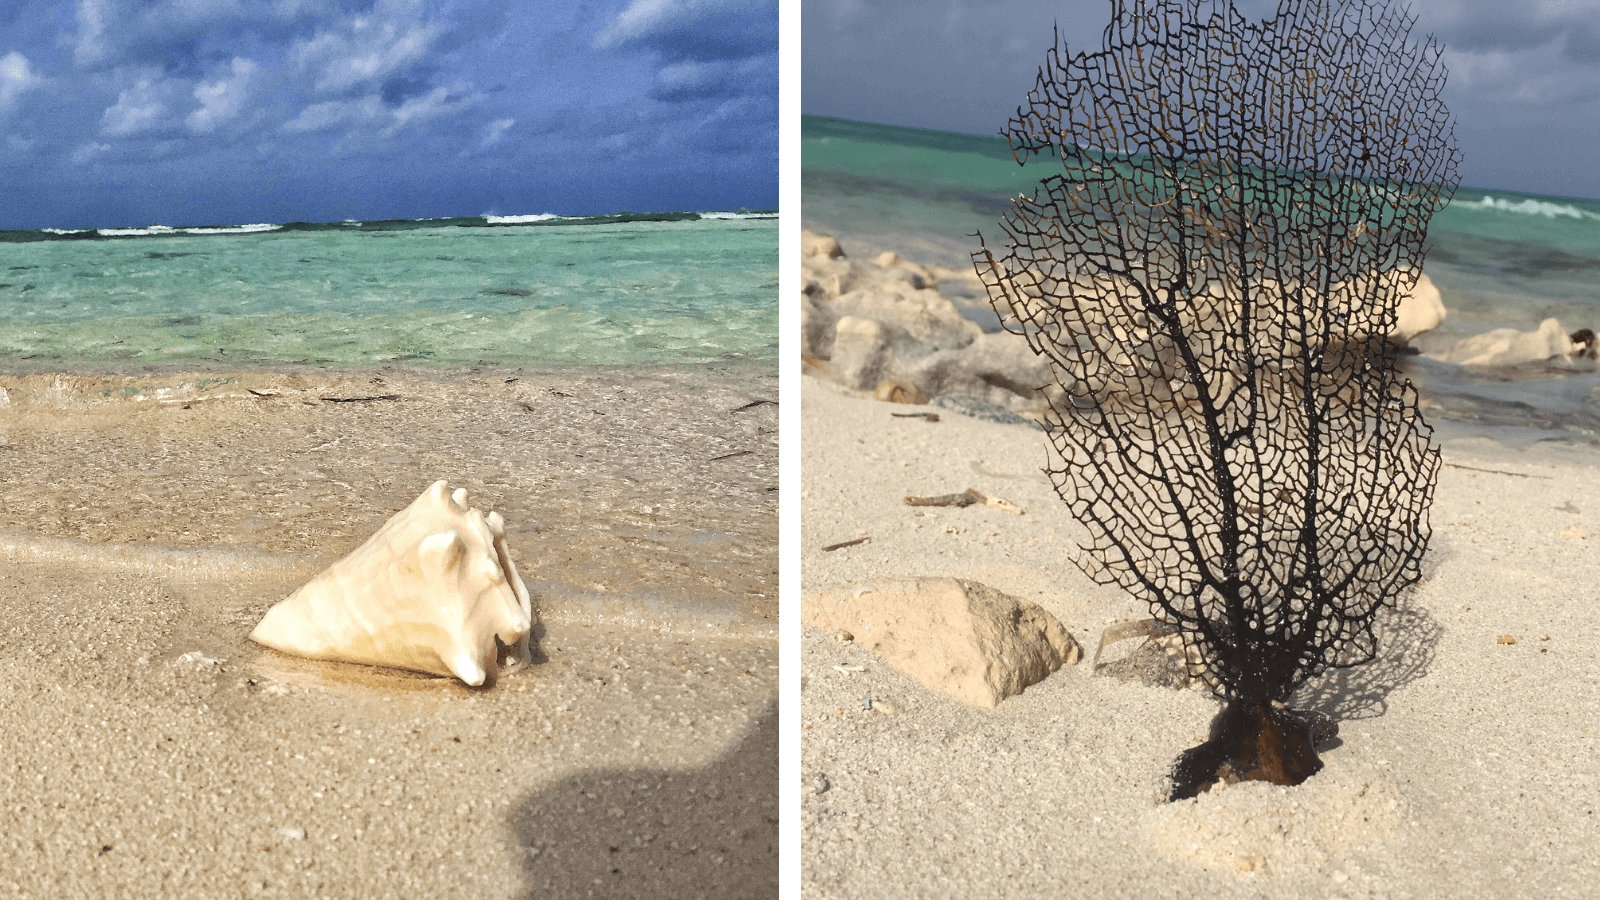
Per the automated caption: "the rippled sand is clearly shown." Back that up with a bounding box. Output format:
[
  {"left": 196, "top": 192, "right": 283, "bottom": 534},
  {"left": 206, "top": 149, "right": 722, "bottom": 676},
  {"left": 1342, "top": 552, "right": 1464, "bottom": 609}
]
[{"left": 0, "top": 365, "right": 777, "bottom": 899}]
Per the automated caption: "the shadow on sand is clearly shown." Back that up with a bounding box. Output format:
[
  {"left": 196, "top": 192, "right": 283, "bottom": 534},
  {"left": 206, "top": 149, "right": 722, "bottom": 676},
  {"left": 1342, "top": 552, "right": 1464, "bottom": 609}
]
[
  {"left": 1292, "top": 539, "right": 1450, "bottom": 723},
  {"left": 513, "top": 701, "right": 778, "bottom": 900}
]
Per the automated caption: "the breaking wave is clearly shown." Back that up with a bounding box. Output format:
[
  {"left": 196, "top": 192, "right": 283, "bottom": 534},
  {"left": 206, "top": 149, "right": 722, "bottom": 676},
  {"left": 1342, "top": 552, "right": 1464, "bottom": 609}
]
[
  {"left": 1465, "top": 195, "right": 1600, "bottom": 221},
  {"left": 484, "top": 213, "right": 564, "bottom": 224}
]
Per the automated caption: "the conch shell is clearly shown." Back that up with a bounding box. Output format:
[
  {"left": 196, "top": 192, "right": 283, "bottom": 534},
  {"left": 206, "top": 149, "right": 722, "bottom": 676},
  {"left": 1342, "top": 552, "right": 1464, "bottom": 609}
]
[{"left": 250, "top": 481, "right": 535, "bottom": 685}]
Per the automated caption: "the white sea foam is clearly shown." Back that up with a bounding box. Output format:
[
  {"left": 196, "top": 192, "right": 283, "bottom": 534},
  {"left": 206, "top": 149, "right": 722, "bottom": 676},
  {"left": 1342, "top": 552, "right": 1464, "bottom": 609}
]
[
  {"left": 41, "top": 228, "right": 88, "bottom": 234},
  {"left": 699, "top": 211, "right": 778, "bottom": 219},
  {"left": 485, "top": 213, "right": 563, "bottom": 224},
  {"left": 1470, "top": 196, "right": 1599, "bottom": 221},
  {"left": 181, "top": 223, "right": 280, "bottom": 235},
  {"left": 95, "top": 223, "right": 282, "bottom": 237},
  {"left": 97, "top": 225, "right": 176, "bottom": 236}
]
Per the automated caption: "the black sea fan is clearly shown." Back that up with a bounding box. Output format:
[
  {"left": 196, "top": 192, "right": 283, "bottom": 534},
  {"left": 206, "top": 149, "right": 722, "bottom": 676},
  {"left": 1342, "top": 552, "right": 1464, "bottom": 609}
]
[{"left": 974, "top": 0, "right": 1460, "bottom": 799}]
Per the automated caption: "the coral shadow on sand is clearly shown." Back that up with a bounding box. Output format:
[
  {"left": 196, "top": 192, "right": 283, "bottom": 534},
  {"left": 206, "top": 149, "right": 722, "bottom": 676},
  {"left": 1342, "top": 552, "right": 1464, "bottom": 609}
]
[
  {"left": 513, "top": 701, "right": 777, "bottom": 900},
  {"left": 1292, "top": 548, "right": 1449, "bottom": 723}
]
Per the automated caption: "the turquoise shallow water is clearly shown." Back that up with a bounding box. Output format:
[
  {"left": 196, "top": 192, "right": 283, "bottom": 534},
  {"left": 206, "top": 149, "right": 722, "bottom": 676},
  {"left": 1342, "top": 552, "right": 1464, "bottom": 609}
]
[
  {"left": 803, "top": 115, "right": 1600, "bottom": 447},
  {"left": 0, "top": 214, "right": 778, "bottom": 372}
]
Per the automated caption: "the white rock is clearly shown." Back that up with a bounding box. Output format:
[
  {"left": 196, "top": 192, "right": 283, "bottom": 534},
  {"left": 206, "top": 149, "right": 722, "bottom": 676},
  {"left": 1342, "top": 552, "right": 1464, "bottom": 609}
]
[
  {"left": 800, "top": 291, "right": 833, "bottom": 359},
  {"left": 828, "top": 286, "right": 979, "bottom": 350},
  {"left": 802, "top": 578, "right": 1080, "bottom": 708},
  {"left": 1440, "top": 317, "right": 1575, "bottom": 367},
  {"left": 1393, "top": 272, "right": 1446, "bottom": 342},
  {"left": 249, "top": 481, "right": 534, "bottom": 686},
  {"left": 872, "top": 250, "right": 933, "bottom": 287},
  {"left": 803, "top": 230, "right": 846, "bottom": 259},
  {"left": 901, "top": 332, "right": 1053, "bottom": 412},
  {"left": 827, "top": 316, "right": 895, "bottom": 390},
  {"left": 797, "top": 232, "right": 1101, "bottom": 412}
]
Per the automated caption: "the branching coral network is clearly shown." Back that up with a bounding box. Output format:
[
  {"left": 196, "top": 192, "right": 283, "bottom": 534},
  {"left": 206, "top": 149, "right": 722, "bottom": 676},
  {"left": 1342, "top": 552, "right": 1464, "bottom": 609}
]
[{"left": 974, "top": 0, "right": 1460, "bottom": 798}]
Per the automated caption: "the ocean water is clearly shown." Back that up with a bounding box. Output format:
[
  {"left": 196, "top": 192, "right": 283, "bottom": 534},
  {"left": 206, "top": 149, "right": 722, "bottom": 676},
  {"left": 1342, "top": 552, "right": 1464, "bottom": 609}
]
[
  {"left": 0, "top": 211, "right": 778, "bottom": 373},
  {"left": 802, "top": 115, "right": 1600, "bottom": 448}
]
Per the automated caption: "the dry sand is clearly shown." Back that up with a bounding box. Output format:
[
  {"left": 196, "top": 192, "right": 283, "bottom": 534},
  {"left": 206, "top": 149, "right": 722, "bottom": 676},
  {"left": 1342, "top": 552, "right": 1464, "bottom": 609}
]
[
  {"left": 0, "top": 365, "right": 777, "bottom": 899},
  {"left": 801, "top": 375, "right": 1599, "bottom": 900}
]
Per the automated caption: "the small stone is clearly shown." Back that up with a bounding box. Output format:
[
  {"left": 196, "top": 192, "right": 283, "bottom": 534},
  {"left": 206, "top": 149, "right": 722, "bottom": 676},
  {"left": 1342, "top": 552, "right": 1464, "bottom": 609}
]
[
  {"left": 1497, "top": 635, "right": 1517, "bottom": 645},
  {"left": 803, "top": 578, "right": 1081, "bottom": 707},
  {"left": 874, "top": 701, "right": 901, "bottom": 716},
  {"left": 873, "top": 378, "right": 929, "bottom": 405},
  {"left": 1558, "top": 525, "right": 1585, "bottom": 539},
  {"left": 811, "top": 773, "right": 831, "bottom": 795},
  {"left": 173, "top": 651, "right": 221, "bottom": 669},
  {"left": 277, "top": 826, "right": 306, "bottom": 841},
  {"left": 835, "top": 629, "right": 854, "bottom": 643}
]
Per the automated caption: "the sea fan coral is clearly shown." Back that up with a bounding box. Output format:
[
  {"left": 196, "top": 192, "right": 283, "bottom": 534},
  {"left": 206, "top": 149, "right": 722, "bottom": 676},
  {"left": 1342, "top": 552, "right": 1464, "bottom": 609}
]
[{"left": 974, "top": 0, "right": 1460, "bottom": 798}]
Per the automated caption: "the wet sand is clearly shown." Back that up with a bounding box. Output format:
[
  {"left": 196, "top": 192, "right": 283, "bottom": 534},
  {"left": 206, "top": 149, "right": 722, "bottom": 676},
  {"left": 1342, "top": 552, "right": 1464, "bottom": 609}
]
[
  {"left": 0, "top": 365, "right": 777, "bottom": 898},
  {"left": 801, "top": 375, "right": 1599, "bottom": 900}
]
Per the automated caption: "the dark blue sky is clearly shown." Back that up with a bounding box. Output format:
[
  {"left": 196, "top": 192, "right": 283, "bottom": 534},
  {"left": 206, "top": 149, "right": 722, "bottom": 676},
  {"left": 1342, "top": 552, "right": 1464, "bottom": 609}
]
[
  {"left": 0, "top": 0, "right": 777, "bottom": 229},
  {"left": 805, "top": 0, "right": 1600, "bottom": 202}
]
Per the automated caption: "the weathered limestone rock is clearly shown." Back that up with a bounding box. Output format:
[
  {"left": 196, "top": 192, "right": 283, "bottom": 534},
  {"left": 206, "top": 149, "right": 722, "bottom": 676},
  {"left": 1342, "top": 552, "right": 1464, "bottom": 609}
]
[
  {"left": 872, "top": 250, "right": 934, "bottom": 286},
  {"left": 828, "top": 316, "right": 895, "bottom": 390},
  {"left": 827, "top": 287, "right": 979, "bottom": 350},
  {"left": 1393, "top": 272, "right": 1446, "bottom": 342},
  {"left": 1439, "top": 317, "right": 1576, "bottom": 367},
  {"left": 800, "top": 291, "right": 833, "bottom": 359},
  {"left": 804, "top": 231, "right": 846, "bottom": 259},
  {"left": 802, "top": 578, "right": 1081, "bottom": 707},
  {"left": 799, "top": 232, "right": 1064, "bottom": 414},
  {"left": 900, "top": 332, "right": 1054, "bottom": 412}
]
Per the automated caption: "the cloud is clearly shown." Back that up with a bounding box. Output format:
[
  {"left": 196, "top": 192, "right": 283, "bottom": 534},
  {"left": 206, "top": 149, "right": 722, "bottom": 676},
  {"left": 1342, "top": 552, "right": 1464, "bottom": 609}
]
[
  {"left": 66, "top": 0, "right": 317, "bottom": 71},
  {"left": 1426, "top": 0, "right": 1600, "bottom": 62},
  {"left": 0, "top": 51, "right": 41, "bottom": 111},
  {"left": 481, "top": 117, "right": 514, "bottom": 147},
  {"left": 383, "top": 83, "right": 477, "bottom": 135},
  {"left": 186, "top": 57, "right": 258, "bottom": 133},
  {"left": 280, "top": 83, "right": 476, "bottom": 138},
  {"left": 596, "top": 0, "right": 776, "bottom": 62},
  {"left": 287, "top": 0, "right": 442, "bottom": 95},
  {"left": 101, "top": 77, "right": 173, "bottom": 136},
  {"left": 71, "top": 0, "right": 113, "bottom": 66},
  {"left": 70, "top": 141, "right": 111, "bottom": 164},
  {"left": 651, "top": 55, "right": 772, "bottom": 102},
  {"left": 281, "top": 95, "right": 385, "bottom": 134},
  {"left": 597, "top": 0, "right": 697, "bottom": 46}
]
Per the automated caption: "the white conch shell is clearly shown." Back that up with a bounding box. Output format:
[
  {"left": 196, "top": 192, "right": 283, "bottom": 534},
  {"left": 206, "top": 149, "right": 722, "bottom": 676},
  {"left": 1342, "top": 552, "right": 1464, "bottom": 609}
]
[{"left": 250, "top": 481, "right": 535, "bottom": 686}]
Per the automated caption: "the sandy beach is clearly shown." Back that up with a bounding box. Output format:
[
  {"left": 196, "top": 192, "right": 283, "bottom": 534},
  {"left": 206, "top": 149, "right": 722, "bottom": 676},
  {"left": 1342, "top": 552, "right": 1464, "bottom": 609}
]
[
  {"left": 0, "top": 365, "right": 777, "bottom": 898},
  {"left": 801, "top": 374, "right": 1599, "bottom": 899}
]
